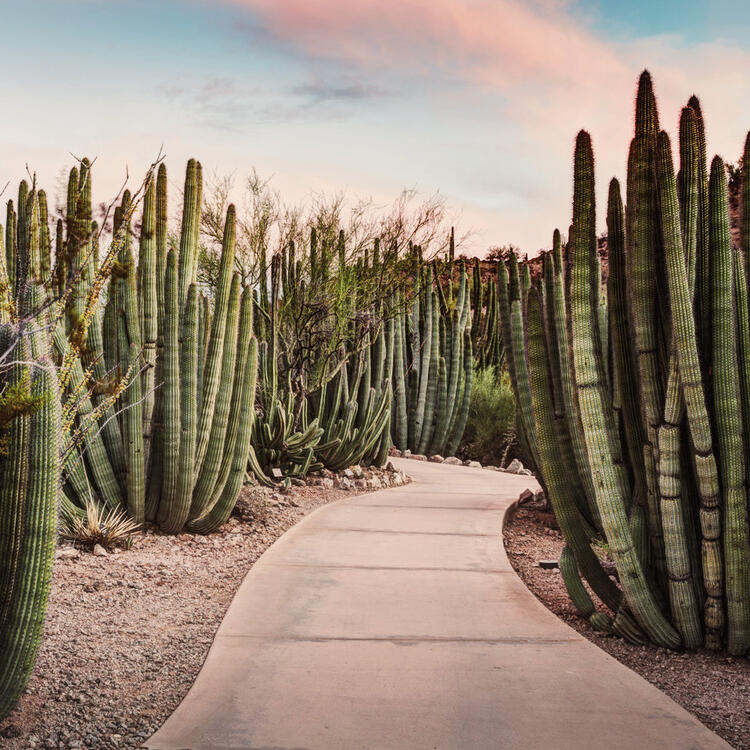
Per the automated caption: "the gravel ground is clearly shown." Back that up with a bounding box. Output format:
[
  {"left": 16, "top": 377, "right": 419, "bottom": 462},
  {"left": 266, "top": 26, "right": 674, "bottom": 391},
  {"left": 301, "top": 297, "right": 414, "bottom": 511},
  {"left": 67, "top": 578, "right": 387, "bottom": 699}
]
[
  {"left": 503, "top": 496, "right": 750, "bottom": 750},
  {"left": 0, "top": 466, "right": 407, "bottom": 750}
]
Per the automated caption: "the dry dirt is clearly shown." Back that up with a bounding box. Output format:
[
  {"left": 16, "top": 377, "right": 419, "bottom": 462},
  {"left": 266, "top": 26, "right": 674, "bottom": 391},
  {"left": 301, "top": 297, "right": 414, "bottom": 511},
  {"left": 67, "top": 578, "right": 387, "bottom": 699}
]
[
  {"left": 0, "top": 467, "right": 406, "bottom": 750},
  {"left": 503, "top": 496, "right": 750, "bottom": 750}
]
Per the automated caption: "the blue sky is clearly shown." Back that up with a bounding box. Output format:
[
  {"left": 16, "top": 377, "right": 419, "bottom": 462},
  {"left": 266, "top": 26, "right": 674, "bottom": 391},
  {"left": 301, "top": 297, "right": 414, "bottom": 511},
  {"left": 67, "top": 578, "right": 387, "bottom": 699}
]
[{"left": 3, "top": 1, "right": 750, "bottom": 255}]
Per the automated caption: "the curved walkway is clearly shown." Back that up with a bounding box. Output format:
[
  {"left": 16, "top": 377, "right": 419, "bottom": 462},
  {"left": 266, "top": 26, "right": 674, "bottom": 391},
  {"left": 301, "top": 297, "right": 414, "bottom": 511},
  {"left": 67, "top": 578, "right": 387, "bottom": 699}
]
[{"left": 147, "top": 458, "right": 729, "bottom": 750}]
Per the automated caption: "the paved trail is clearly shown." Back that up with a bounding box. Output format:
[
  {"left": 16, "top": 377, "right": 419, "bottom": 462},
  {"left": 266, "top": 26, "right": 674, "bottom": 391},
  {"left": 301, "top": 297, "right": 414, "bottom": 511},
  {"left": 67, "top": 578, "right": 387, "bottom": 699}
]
[{"left": 147, "top": 458, "right": 730, "bottom": 750}]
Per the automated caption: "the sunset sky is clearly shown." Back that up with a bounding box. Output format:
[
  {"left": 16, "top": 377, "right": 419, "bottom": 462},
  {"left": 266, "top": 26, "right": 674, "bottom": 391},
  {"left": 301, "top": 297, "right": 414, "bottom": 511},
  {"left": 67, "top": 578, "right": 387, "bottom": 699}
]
[{"left": 4, "top": 0, "right": 750, "bottom": 255}]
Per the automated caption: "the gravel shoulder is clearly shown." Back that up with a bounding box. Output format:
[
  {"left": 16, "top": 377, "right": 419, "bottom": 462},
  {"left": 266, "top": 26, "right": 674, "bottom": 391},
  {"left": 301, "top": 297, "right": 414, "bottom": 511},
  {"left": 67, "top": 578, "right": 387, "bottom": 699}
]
[
  {"left": 0, "top": 467, "right": 407, "bottom": 750},
  {"left": 503, "top": 496, "right": 750, "bottom": 750}
]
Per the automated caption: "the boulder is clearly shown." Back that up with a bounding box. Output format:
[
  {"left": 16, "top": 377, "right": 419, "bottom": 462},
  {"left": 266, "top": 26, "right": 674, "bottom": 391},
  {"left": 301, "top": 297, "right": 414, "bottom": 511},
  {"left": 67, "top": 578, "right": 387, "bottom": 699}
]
[{"left": 443, "top": 456, "right": 462, "bottom": 466}]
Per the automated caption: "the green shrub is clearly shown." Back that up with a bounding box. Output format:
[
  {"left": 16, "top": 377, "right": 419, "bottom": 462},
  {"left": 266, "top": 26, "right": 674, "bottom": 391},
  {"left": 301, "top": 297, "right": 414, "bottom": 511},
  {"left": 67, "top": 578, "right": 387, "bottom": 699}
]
[{"left": 459, "top": 367, "right": 516, "bottom": 465}]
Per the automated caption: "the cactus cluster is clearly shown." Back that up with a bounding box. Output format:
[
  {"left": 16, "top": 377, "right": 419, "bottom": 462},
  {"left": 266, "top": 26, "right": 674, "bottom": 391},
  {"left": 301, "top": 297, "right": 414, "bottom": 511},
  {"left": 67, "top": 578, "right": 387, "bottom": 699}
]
[
  {"left": 250, "top": 231, "right": 393, "bottom": 480},
  {"left": 50, "top": 160, "right": 259, "bottom": 535},
  {"left": 505, "top": 71, "right": 750, "bottom": 654},
  {"left": 389, "top": 256, "right": 474, "bottom": 456}
]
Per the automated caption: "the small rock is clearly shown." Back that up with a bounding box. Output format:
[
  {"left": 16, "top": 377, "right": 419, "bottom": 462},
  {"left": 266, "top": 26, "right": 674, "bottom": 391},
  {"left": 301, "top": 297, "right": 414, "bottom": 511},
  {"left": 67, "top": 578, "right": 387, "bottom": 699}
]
[
  {"left": 291, "top": 477, "right": 306, "bottom": 487},
  {"left": 519, "top": 468, "right": 533, "bottom": 476},
  {"left": 443, "top": 456, "right": 462, "bottom": 465},
  {"left": 389, "top": 448, "right": 402, "bottom": 457},
  {"left": 518, "top": 489, "right": 534, "bottom": 504},
  {"left": 351, "top": 465, "right": 365, "bottom": 479},
  {"left": 367, "top": 477, "right": 382, "bottom": 489},
  {"left": 385, "top": 461, "right": 398, "bottom": 473},
  {"left": 92, "top": 544, "right": 108, "bottom": 557},
  {"left": 354, "top": 479, "right": 367, "bottom": 489},
  {"left": 343, "top": 468, "right": 355, "bottom": 479},
  {"left": 56, "top": 547, "right": 80, "bottom": 560},
  {"left": 484, "top": 465, "right": 500, "bottom": 471},
  {"left": 403, "top": 449, "right": 412, "bottom": 458},
  {"left": 466, "top": 460, "right": 482, "bottom": 469},
  {"left": 429, "top": 454, "right": 445, "bottom": 463},
  {"left": 411, "top": 454, "right": 427, "bottom": 462},
  {"left": 338, "top": 477, "right": 354, "bottom": 491},
  {"left": 506, "top": 458, "right": 524, "bottom": 474},
  {"left": 313, "top": 478, "right": 335, "bottom": 489},
  {"left": 391, "top": 473, "right": 404, "bottom": 486}
]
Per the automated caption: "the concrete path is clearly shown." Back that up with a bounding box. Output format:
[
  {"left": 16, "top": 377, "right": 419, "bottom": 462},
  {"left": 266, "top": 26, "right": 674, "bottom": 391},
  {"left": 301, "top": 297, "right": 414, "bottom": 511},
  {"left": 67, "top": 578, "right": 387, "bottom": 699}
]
[{"left": 147, "top": 459, "right": 730, "bottom": 750}]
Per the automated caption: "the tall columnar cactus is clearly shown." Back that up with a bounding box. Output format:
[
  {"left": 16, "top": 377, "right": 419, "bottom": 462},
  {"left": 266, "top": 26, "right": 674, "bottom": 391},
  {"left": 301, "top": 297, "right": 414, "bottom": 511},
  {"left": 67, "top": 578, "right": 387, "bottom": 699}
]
[
  {"left": 386, "top": 258, "right": 473, "bottom": 456},
  {"left": 0, "top": 290, "right": 60, "bottom": 721},
  {"left": 52, "top": 160, "right": 260, "bottom": 535},
  {"left": 568, "top": 130, "right": 678, "bottom": 648},
  {"left": 709, "top": 156, "right": 750, "bottom": 655},
  {"left": 505, "top": 71, "right": 750, "bottom": 654}
]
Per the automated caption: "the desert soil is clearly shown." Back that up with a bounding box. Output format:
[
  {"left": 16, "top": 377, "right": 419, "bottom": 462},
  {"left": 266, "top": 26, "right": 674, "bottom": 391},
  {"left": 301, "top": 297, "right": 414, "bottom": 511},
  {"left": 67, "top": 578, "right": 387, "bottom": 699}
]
[
  {"left": 503, "top": 496, "right": 750, "bottom": 750},
  {"left": 0, "top": 468, "right": 405, "bottom": 750}
]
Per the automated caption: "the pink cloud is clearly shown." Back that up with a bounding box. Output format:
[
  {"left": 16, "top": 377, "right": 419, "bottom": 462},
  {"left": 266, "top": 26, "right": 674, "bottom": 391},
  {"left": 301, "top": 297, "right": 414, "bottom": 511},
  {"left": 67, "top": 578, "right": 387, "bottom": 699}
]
[{"left": 221, "top": 0, "right": 628, "bottom": 91}]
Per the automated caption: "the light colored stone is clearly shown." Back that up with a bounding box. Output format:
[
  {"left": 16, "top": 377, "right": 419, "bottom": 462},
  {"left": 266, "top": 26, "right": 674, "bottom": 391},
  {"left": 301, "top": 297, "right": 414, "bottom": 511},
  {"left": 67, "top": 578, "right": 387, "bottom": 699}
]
[
  {"left": 466, "top": 460, "right": 482, "bottom": 469},
  {"left": 411, "top": 454, "right": 427, "bottom": 462},
  {"left": 443, "top": 456, "right": 462, "bottom": 466},
  {"left": 519, "top": 468, "right": 533, "bottom": 476},
  {"left": 351, "top": 465, "right": 365, "bottom": 479},
  {"left": 484, "top": 465, "right": 500, "bottom": 471},
  {"left": 428, "top": 455, "right": 445, "bottom": 463},
  {"left": 385, "top": 461, "right": 397, "bottom": 473},
  {"left": 506, "top": 458, "right": 524, "bottom": 474},
  {"left": 314, "top": 478, "right": 335, "bottom": 490},
  {"left": 92, "top": 544, "right": 108, "bottom": 557},
  {"left": 402, "top": 449, "right": 412, "bottom": 458},
  {"left": 56, "top": 547, "right": 80, "bottom": 560}
]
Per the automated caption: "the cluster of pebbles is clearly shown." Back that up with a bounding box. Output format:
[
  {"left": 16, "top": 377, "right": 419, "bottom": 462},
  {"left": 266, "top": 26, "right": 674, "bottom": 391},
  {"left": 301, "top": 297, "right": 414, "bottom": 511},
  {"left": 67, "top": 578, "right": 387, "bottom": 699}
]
[{"left": 390, "top": 448, "right": 533, "bottom": 475}]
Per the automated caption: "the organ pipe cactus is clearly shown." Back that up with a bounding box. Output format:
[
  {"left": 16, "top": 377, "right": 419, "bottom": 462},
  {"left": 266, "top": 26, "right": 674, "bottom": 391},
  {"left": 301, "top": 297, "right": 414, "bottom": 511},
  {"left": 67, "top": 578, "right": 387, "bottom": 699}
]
[
  {"left": 49, "top": 159, "right": 260, "bottom": 535},
  {"left": 389, "top": 261, "right": 473, "bottom": 456},
  {"left": 504, "top": 71, "right": 750, "bottom": 654}
]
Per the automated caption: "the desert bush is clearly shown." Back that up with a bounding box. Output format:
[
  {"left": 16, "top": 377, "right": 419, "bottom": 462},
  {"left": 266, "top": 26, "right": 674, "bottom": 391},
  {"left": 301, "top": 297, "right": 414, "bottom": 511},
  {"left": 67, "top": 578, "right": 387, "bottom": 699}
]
[{"left": 459, "top": 367, "right": 515, "bottom": 465}]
